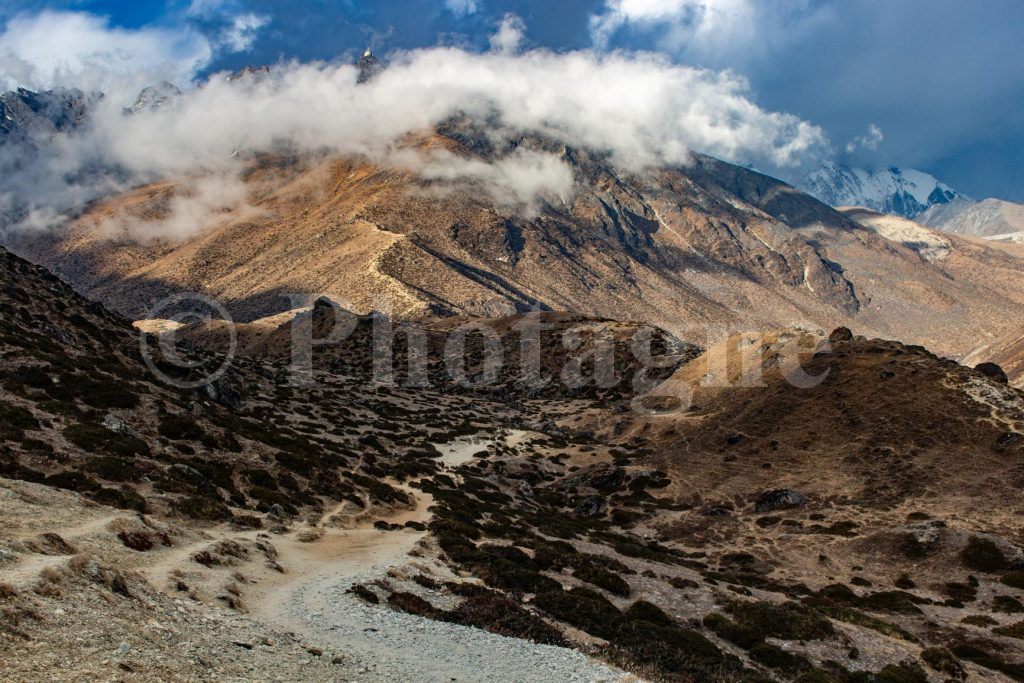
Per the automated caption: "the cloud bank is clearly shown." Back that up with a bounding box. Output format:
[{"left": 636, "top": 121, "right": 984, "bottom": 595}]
[{"left": 1, "top": 12, "right": 826, "bottom": 238}]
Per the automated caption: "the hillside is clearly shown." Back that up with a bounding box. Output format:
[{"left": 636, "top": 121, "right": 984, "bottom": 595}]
[
  {"left": 8, "top": 135, "right": 1024, "bottom": 357},
  {"left": 6, "top": 245, "right": 1024, "bottom": 680}
]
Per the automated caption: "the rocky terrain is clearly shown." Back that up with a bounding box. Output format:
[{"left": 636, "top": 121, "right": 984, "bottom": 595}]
[{"left": 5, "top": 240, "right": 1024, "bottom": 681}]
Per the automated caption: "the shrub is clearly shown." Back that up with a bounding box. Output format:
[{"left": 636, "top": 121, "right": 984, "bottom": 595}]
[
  {"left": 45, "top": 470, "right": 99, "bottom": 492},
  {"left": 94, "top": 487, "right": 147, "bottom": 512},
  {"left": 534, "top": 587, "right": 622, "bottom": 640},
  {"left": 177, "top": 495, "right": 232, "bottom": 521},
  {"left": 703, "top": 612, "right": 762, "bottom": 649},
  {"left": 350, "top": 584, "right": 379, "bottom": 604},
  {"left": 724, "top": 599, "right": 835, "bottom": 641},
  {"left": 85, "top": 457, "right": 142, "bottom": 482},
  {"left": 1002, "top": 572, "right": 1024, "bottom": 590},
  {"left": 993, "top": 621, "right": 1024, "bottom": 639},
  {"left": 573, "top": 563, "right": 631, "bottom": 597},
  {"left": 749, "top": 643, "right": 812, "bottom": 674},
  {"left": 449, "top": 593, "right": 566, "bottom": 646},
  {"left": 960, "top": 536, "right": 1009, "bottom": 573},
  {"left": 64, "top": 423, "right": 150, "bottom": 458},
  {"left": 994, "top": 595, "right": 1024, "bottom": 613},
  {"left": 387, "top": 591, "right": 441, "bottom": 618},
  {"left": 920, "top": 647, "right": 966, "bottom": 678},
  {"left": 609, "top": 619, "right": 731, "bottom": 680},
  {"left": 118, "top": 531, "right": 154, "bottom": 551},
  {"left": 872, "top": 662, "right": 928, "bottom": 683},
  {"left": 158, "top": 414, "right": 206, "bottom": 441},
  {"left": 623, "top": 600, "right": 673, "bottom": 626}
]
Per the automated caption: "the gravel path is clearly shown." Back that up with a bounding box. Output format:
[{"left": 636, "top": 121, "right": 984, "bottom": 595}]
[{"left": 280, "top": 562, "right": 635, "bottom": 683}]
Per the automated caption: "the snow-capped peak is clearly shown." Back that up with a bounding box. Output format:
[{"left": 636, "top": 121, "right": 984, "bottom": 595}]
[{"left": 799, "top": 161, "right": 962, "bottom": 218}]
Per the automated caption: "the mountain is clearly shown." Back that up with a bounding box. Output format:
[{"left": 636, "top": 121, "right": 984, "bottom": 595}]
[
  {"left": 6, "top": 242, "right": 1024, "bottom": 680},
  {"left": 8, "top": 131, "right": 1024, "bottom": 358},
  {"left": 800, "top": 161, "right": 961, "bottom": 218},
  {"left": 0, "top": 87, "right": 90, "bottom": 141},
  {"left": 917, "top": 196, "right": 1024, "bottom": 240}
]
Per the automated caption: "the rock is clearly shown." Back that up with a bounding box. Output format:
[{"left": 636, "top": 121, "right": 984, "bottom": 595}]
[
  {"left": 829, "top": 327, "right": 853, "bottom": 343},
  {"left": 305, "top": 646, "right": 324, "bottom": 657},
  {"left": 267, "top": 504, "right": 288, "bottom": 520},
  {"left": 231, "top": 640, "right": 254, "bottom": 650},
  {"left": 102, "top": 414, "right": 136, "bottom": 436},
  {"left": 996, "top": 432, "right": 1022, "bottom": 450},
  {"left": 205, "top": 379, "right": 242, "bottom": 410},
  {"left": 754, "top": 489, "right": 807, "bottom": 513},
  {"left": 976, "top": 362, "right": 1009, "bottom": 385},
  {"left": 573, "top": 495, "right": 607, "bottom": 518}
]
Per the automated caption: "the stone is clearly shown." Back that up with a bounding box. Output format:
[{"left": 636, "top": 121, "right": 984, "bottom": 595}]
[
  {"left": 976, "top": 362, "right": 1009, "bottom": 385},
  {"left": 828, "top": 327, "right": 854, "bottom": 343},
  {"left": 754, "top": 489, "right": 807, "bottom": 513}
]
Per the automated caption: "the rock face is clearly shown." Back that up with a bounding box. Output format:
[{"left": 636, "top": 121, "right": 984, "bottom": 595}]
[
  {"left": 357, "top": 48, "right": 383, "bottom": 83},
  {"left": 127, "top": 82, "right": 181, "bottom": 114},
  {"left": 754, "top": 489, "right": 807, "bottom": 513},
  {"left": 0, "top": 87, "right": 90, "bottom": 141}
]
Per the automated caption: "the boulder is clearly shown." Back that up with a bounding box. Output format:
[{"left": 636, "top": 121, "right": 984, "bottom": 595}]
[
  {"left": 975, "top": 362, "right": 1009, "bottom": 385},
  {"left": 574, "top": 495, "right": 607, "bottom": 518},
  {"left": 755, "top": 489, "right": 807, "bottom": 513},
  {"left": 828, "top": 327, "right": 854, "bottom": 343}
]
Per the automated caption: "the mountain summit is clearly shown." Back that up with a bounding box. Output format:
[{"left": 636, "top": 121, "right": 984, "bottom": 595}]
[{"left": 800, "top": 161, "right": 961, "bottom": 218}]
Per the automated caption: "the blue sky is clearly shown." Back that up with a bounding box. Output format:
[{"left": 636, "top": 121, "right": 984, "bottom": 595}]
[{"left": 1, "top": 0, "right": 1022, "bottom": 201}]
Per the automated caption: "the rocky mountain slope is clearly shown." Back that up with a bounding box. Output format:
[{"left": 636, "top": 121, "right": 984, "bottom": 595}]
[
  {"left": 8, "top": 133, "right": 1024, "bottom": 358},
  {"left": 6, "top": 244, "right": 1024, "bottom": 681},
  {"left": 800, "top": 162, "right": 961, "bottom": 218},
  {"left": 918, "top": 197, "right": 1024, "bottom": 240}
]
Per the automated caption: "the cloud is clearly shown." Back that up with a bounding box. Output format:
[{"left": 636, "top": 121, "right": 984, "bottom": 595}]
[
  {"left": 0, "top": 11, "right": 213, "bottom": 92},
  {"left": 398, "top": 148, "right": 576, "bottom": 214},
  {"left": 589, "top": 0, "right": 827, "bottom": 66},
  {"left": 845, "top": 124, "right": 883, "bottom": 154},
  {"left": 1, "top": 14, "right": 826, "bottom": 238},
  {"left": 489, "top": 14, "right": 525, "bottom": 54},
  {"left": 444, "top": 0, "right": 479, "bottom": 18},
  {"left": 219, "top": 13, "right": 269, "bottom": 52}
]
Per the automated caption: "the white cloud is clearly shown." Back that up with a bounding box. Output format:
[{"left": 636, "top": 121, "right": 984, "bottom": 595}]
[
  {"left": 219, "top": 13, "right": 269, "bottom": 53},
  {"left": 489, "top": 14, "right": 525, "bottom": 54},
  {"left": 0, "top": 11, "right": 212, "bottom": 92},
  {"left": 589, "top": 0, "right": 827, "bottom": 64},
  {"left": 845, "top": 123, "right": 884, "bottom": 153},
  {"left": 444, "top": 0, "right": 479, "bottom": 18},
  {"left": 1, "top": 14, "right": 827, "bottom": 237}
]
